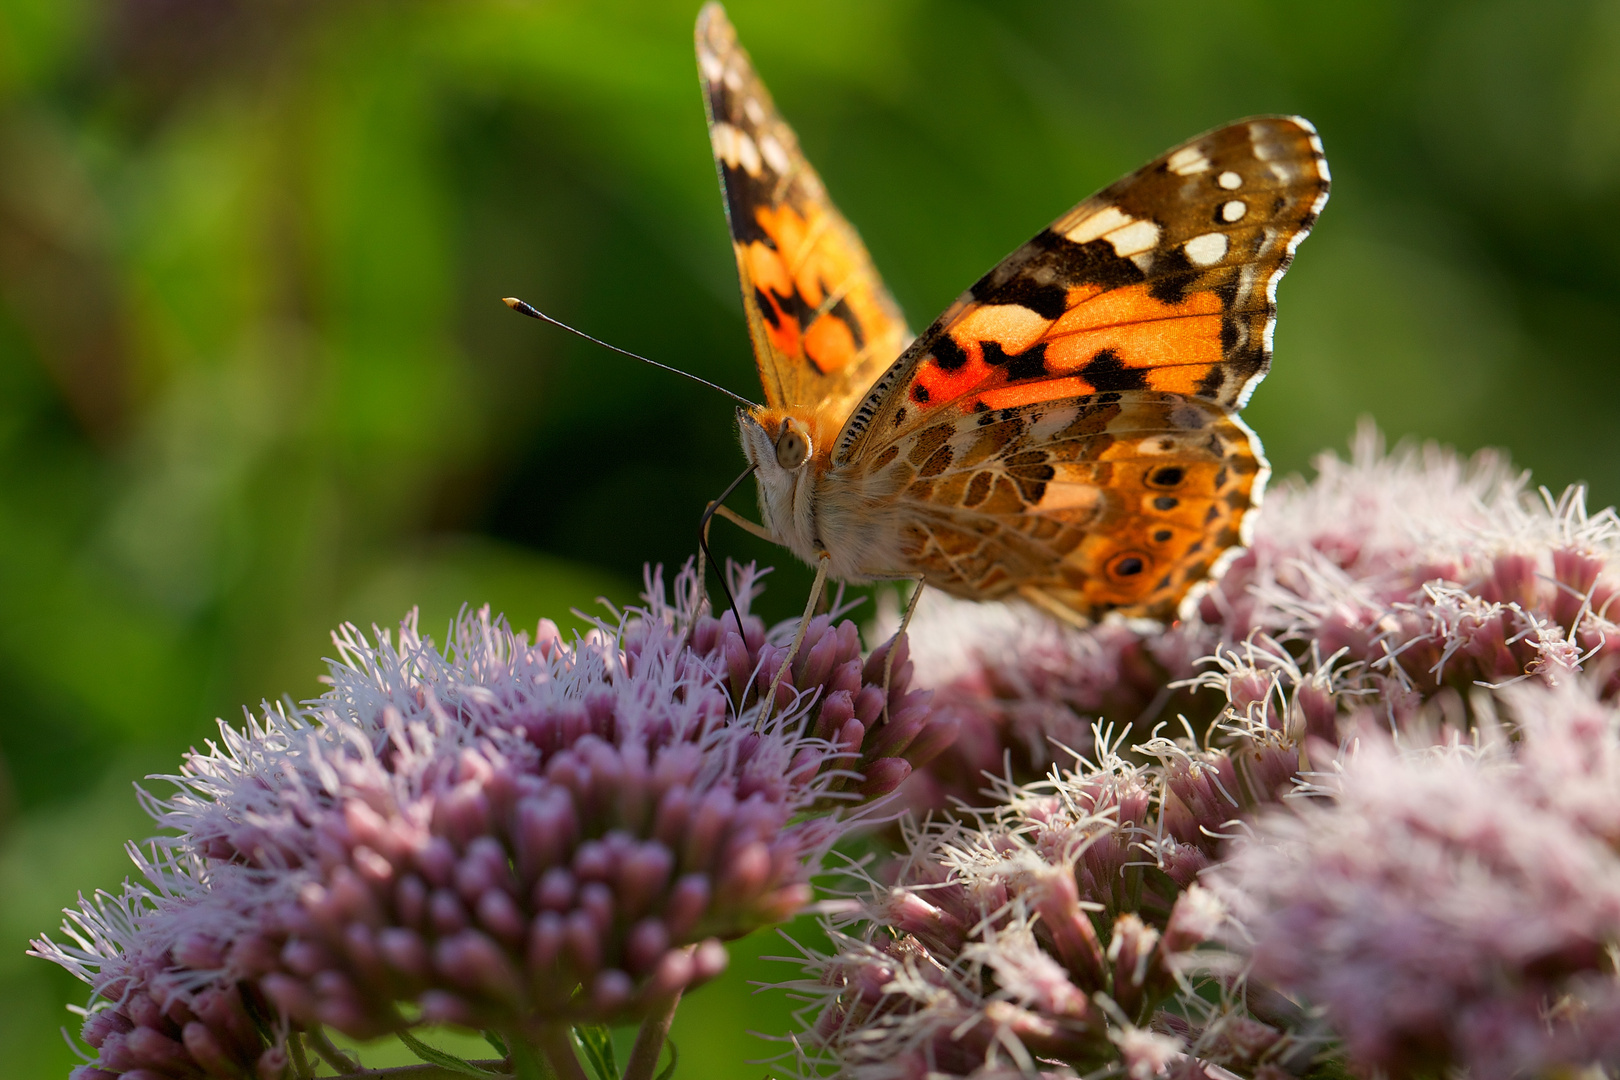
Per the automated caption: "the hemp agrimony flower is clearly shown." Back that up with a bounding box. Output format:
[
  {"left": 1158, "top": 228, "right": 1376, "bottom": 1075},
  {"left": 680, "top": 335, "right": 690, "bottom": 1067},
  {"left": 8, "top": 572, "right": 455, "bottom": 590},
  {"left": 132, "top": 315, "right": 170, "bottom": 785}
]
[
  {"left": 1217, "top": 681, "right": 1620, "bottom": 1079},
  {"left": 786, "top": 743, "right": 1269, "bottom": 1080},
  {"left": 37, "top": 430, "right": 1620, "bottom": 1080},
  {"left": 32, "top": 563, "right": 952, "bottom": 1080}
]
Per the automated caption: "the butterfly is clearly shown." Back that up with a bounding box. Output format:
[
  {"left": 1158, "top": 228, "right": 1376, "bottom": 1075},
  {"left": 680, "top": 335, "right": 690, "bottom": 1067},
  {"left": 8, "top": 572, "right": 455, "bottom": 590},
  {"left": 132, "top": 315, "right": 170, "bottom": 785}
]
[{"left": 696, "top": 3, "right": 1329, "bottom": 626}]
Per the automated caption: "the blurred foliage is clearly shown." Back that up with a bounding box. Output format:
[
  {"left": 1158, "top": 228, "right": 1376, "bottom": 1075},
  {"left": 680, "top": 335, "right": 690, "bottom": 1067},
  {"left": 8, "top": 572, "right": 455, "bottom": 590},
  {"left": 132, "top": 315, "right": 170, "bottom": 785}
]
[{"left": 1, "top": 0, "right": 1617, "bottom": 1075}]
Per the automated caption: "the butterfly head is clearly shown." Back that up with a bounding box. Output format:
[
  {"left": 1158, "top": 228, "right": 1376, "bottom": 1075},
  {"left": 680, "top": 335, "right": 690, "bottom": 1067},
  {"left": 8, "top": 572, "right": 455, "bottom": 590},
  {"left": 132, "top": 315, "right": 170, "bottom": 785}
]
[
  {"left": 738, "top": 408, "right": 824, "bottom": 471},
  {"left": 737, "top": 407, "right": 831, "bottom": 555}
]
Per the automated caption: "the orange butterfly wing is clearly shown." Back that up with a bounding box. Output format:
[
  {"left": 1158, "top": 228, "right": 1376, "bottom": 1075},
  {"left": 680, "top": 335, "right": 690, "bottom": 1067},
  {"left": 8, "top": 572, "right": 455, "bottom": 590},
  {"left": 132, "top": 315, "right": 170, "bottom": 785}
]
[
  {"left": 829, "top": 119, "right": 1329, "bottom": 621},
  {"left": 834, "top": 118, "right": 1329, "bottom": 460},
  {"left": 695, "top": 4, "right": 910, "bottom": 419}
]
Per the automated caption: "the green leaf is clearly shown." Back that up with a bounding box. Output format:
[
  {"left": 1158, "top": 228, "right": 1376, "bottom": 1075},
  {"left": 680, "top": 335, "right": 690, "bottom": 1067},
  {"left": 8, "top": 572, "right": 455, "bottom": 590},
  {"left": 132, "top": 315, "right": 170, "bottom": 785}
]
[
  {"left": 396, "top": 1029, "right": 498, "bottom": 1076},
  {"left": 484, "top": 1031, "right": 510, "bottom": 1058},
  {"left": 655, "top": 1037, "right": 678, "bottom": 1080},
  {"left": 573, "top": 1024, "right": 618, "bottom": 1080},
  {"left": 509, "top": 1038, "right": 547, "bottom": 1080}
]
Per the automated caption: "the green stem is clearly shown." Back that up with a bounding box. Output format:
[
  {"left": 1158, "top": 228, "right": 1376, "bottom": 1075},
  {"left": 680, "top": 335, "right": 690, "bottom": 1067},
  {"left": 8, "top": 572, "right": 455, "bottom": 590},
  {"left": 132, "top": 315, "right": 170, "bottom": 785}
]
[
  {"left": 288, "top": 1031, "right": 314, "bottom": 1080},
  {"left": 306, "top": 1026, "right": 362, "bottom": 1074},
  {"left": 533, "top": 1025, "right": 591, "bottom": 1080},
  {"left": 623, "top": 990, "right": 683, "bottom": 1080}
]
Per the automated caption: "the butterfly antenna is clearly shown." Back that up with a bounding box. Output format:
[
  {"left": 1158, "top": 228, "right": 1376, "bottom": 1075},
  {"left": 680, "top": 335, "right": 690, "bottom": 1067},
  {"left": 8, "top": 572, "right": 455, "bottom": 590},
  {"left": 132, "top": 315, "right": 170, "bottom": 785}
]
[
  {"left": 502, "top": 297, "right": 761, "bottom": 409},
  {"left": 699, "top": 464, "right": 757, "bottom": 639}
]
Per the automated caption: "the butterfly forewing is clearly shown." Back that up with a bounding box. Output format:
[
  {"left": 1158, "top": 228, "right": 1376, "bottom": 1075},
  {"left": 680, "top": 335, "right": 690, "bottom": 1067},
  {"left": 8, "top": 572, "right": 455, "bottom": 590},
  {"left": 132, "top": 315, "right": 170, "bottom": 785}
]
[
  {"left": 832, "top": 118, "right": 1329, "bottom": 465},
  {"left": 695, "top": 4, "right": 911, "bottom": 419}
]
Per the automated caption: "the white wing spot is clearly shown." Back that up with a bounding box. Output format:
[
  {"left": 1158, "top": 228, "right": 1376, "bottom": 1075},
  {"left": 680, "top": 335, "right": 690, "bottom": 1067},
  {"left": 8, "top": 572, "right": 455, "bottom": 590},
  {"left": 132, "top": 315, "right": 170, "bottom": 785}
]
[
  {"left": 1220, "top": 200, "right": 1247, "bottom": 223},
  {"left": 710, "top": 122, "right": 738, "bottom": 163},
  {"left": 1249, "top": 122, "right": 1287, "bottom": 161},
  {"left": 736, "top": 130, "right": 762, "bottom": 175},
  {"left": 711, "top": 122, "right": 763, "bottom": 177},
  {"left": 1218, "top": 170, "right": 1243, "bottom": 190},
  {"left": 1107, "top": 218, "right": 1161, "bottom": 258},
  {"left": 1063, "top": 205, "right": 1131, "bottom": 244},
  {"left": 1167, "top": 146, "right": 1210, "bottom": 175},
  {"left": 743, "top": 97, "right": 766, "bottom": 125},
  {"left": 698, "top": 49, "right": 724, "bottom": 84},
  {"left": 759, "top": 134, "right": 791, "bottom": 176},
  {"left": 1062, "top": 206, "right": 1161, "bottom": 258},
  {"left": 1184, "top": 232, "right": 1228, "bottom": 266}
]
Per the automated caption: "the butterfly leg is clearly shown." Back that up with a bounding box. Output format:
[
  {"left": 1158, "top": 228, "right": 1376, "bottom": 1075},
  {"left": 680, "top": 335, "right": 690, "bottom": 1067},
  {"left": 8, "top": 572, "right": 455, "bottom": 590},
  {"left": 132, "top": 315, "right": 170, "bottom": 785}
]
[
  {"left": 714, "top": 503, "right": 776, "bottom": 544},
  {"left": 881, "top": 576, "right": 926, "bottom": 725},
  {"left": 760, "top": 551, "right": 831, "bottom": 728}
]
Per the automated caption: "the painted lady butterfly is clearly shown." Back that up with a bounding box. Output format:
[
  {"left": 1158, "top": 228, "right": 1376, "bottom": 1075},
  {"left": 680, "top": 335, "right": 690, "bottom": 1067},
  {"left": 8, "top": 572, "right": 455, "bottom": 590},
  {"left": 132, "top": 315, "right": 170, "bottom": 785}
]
[{"left": 699, "top": 3, "right": 1329, "bottom": 626}]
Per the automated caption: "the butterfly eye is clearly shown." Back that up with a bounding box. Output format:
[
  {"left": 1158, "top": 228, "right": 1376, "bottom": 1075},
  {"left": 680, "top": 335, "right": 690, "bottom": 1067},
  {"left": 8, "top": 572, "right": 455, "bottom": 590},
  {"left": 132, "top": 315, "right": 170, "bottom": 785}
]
[{"left": 775, "top": 421, "right": 810, "bottom": 470}]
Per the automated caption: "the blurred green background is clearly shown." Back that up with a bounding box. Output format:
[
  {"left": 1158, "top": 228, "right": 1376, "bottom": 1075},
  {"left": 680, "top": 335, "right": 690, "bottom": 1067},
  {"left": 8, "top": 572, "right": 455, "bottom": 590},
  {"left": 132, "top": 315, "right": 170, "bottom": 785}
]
[{"left": 2, "top": 0, "right": 1618, "bottom": 1074}]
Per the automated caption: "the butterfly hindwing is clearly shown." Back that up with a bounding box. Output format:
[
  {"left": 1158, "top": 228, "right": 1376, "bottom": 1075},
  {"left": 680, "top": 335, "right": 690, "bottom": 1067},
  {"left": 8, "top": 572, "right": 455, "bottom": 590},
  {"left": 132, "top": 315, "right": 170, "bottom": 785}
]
[
  {"left": 695, "top": 4, "right": 910, "bottom": 419},
  {"left": 852, "top": 391, "right": 1265, "bottom": 621},
  {"left": 832, "top": 118, "right": 1329, "bottom": 465}
]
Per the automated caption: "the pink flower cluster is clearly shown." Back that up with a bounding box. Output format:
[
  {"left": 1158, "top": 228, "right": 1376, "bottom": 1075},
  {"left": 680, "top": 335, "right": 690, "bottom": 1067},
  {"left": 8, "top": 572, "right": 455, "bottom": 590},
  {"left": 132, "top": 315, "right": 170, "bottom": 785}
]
[
  {"left": 789, "top": 730, "right": 1301, "bottom": 1080},
  {"left": 33, "top": 564, "right": 951, "bottom": 1080},
  {"left": 1200, "top": 428, "right": 1618, "bottom": 709},
  {"left": 1217, "top": 681, "right": 1620, "bottom": 1079}
]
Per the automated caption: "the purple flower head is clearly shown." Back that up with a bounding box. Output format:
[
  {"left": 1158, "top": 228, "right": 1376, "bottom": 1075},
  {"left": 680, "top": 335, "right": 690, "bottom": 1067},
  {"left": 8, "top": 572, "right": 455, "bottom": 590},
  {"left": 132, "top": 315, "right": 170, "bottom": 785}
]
[
  {"left": 1201, "top": 427, "right": 1619, "bottom": 710},
  {"left": 784, "top": 731, "right": 1288, "bottom": 1080},
  {"left": 32, "top": 562, "right": 952, "bottom": 1078},
  {"left": 896, "top": 599, "right": 1209, "bottom": 811},
  {"left": 1214, "top": 678, "right": 1620, "bottom": 1079}
]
